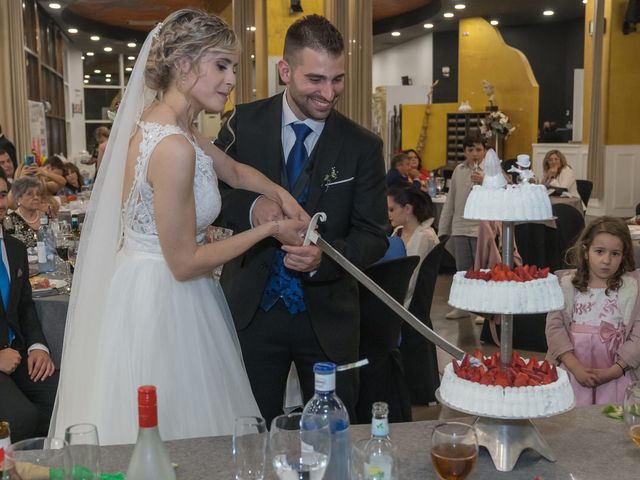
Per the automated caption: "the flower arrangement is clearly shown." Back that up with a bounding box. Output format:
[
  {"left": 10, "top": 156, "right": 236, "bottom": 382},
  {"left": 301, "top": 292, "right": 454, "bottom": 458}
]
[{"left": 480, "top": 110, "right": 516, "bottom": 140}]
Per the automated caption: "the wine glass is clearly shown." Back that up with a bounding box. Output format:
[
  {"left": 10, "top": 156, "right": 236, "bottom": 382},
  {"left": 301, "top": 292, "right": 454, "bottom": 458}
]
[
  {"left": 233, "top": 416, "right": 268, "bottom": 480},
  {"left": 67, "top": 238, "right": 79, "bottom": 277},
  {"left": 430, "top": 422, "right": 478, "bottom": 480},
  {"left": 270, "top": 412, "right": 331, "bottom": 480},
  {"left": 6, "top": 437, "right": 71, "bottom": 479},
  {"left": 64, "top": 423, "right": 101, "bottom": 480},
  {"left": 624, "top": 381, "right": 640, "bottom": 447},
  {"left": 435, "top": 177, "right": 445, "bottom": 195}
]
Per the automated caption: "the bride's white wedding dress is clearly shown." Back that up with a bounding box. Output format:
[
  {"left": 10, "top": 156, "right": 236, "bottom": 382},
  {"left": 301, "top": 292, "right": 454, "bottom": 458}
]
[{"left": 52, "top": 122, "right": 260, "bottom": 445}]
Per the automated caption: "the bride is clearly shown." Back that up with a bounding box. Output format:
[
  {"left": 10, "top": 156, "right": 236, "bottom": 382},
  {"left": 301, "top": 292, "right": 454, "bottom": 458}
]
[{"left": 50, "top": 9, "right": 308, "bottom": 445}]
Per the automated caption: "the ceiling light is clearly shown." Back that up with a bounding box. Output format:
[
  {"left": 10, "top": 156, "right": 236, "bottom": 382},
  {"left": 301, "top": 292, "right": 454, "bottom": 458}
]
[
  {"left": 127, "top": 42, "right": 136, "bottom": 48},
  {"left": 86, "top": 52, "right": 94, "bottom": 56},
  {"left": 391, "top": 31, "right": 401, "bottom": 37},
  {"left": 67, "top": 28, "right": 78, "bottom": 34},
  {"left": 583, "top": 0, "right": 587, "bottom": 3},
  {"left": 94, "top": 69, "right": 101, "bottom": 74},
  {"left": 105, "top": 78, "right": 111, "bottom": 83},
  {"left": 127, "top": 56, "right": 135, "bottom": 60},
  {"left": 81, "top": 56, "right": 85, "bottom": 60},
  {"left": 48, "top": 3, "right": 61, "bottom": 9},
  {"left": 543, "top": 10, "right": 554, "bottom": 16},
  {"left": 424, "top": 23, "right": 434, "bottom": 29},
  {"left": 443, "top": 12, "right": 454, "bottom": 18},
  {"left": 103, "top": 47, "right": 112, "bottom": 52},
  {"left": 454, "top": 4, "right": 466, "bottom": 10},
  {"left": 105, "top": 73, "right": 112, "bottom": 77},
  {"left": 84, "top": 74, "right": 90, "bottom": 78},
  {"left": 125, "top": 67, "right": 133, "bottom": 72},
  {"left": 250, "top": 54, "right": 255, "bottom": 59},
  {"left": 83, "top": 79, "right": 88, "bottom": 84},
  {"left": 490, "top": 20, "right": 499, "bottom": 26},
  {"left": 246, "top": 26, "right": 256, "bottom": 32},
  {"left": 90, "top": 35, "right": 100, "bottom": 41}
]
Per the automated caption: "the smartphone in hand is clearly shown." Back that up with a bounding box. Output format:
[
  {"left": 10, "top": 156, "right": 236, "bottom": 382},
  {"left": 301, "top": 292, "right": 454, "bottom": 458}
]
[{"left": 24, "top": 154, "right": 36, "bottom": 166}]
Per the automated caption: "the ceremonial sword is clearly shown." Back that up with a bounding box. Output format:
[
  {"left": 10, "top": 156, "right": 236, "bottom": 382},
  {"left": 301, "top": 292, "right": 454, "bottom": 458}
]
[{"left": 303, "top": 212, "right": 465, "bottom": 360}]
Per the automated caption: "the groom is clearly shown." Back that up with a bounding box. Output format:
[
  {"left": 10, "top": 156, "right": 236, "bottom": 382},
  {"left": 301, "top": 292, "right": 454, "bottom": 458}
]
[{"left": 215, "top": 14, "right": 388, "bottom": 424}]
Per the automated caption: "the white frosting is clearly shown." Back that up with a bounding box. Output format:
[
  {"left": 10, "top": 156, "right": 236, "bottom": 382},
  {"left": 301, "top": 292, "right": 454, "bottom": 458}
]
[
  {"left": 439, "top": 362, "right": 575, "bottom": 418},
  {"left": 463, "top": 183, "right": 553, "bottom": 221},
  {"left": 448, "top": 271, "right": 564, "bottom": 314}
]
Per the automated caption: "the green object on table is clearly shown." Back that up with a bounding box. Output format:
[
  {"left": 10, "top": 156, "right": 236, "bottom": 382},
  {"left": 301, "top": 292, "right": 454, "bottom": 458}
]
[
  {"left": 49, "top": 467, "right": 125, "bottom": 479},
  {"left": 602, "top": 404, "right": 624, "bottom": 420}
]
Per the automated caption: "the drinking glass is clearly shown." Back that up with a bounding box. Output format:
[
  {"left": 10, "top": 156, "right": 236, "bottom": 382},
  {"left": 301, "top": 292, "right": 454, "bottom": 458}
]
[
  {"left": 270, "top": 412, "right": 331, "bottom": 480},
  {"left": 435, "top": 177, "right": 445, "bottom": 195},
  {"left": 430, "top": 422, "right": 478, "bottom": 480},
  {"left": 624, "top": 381, "right": 640, "bottom": 447},
  {"left": 67, "top": 239, "right": 79, "bottom": 276},
  {"left": 64, "top": 423, "right": 101, "bottom": 480},
  {"left": 5, "top": 437, "right": 71, "bottom": 479},
  {"left": 233, "top": 416, "right": 268, "bottom": 480}
]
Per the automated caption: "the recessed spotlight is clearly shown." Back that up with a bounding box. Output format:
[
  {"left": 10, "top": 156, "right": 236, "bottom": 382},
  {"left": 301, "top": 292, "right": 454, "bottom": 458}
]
[
  {"left": 490, "top": 20, "right": 499, "bottom": 26},
  {"left": 543, "top": 10, "right": 554, "bottom": 16},
  {"left": 423, "top": 23, "right": 434, "bottom": 29},
  {"left": 246, "top": 26, "right": 256, "bottom": 32},
  {"left": 250, "top": 54, "right": 255, "bottom": 59},
  {"left": 127, "top": 42, "right": 136, "bottom": 48},
  {"left": 443, "top": 12, "right": 454, "bottom": 18},
  {"left": 125, "top": 67, "right": 133, "bottom": 72},
  {"left": 105, "top": 73, "right": 112, "bottom": 78},
  {"left": 67, "top": 28, "right": 78, "bottom": 34},
  {"left": 83, "top": 79, "right": 88, "bottom": 84},
  {"left": 103, "top": 47, "right": 112, "bottom": 52},
  {"left": 84, "top": 74, "right": 89, "bottom": 79},
  {"left": 86, "top": 52, "right": 94, "bottom": 56},
  {"left": 48, "top": 3, "right": 61, "bottom": 9},
  {"left": 391, "top": 31, "right": 401, "bottom": 37},
  {"left": 94, "top": 69, "right": 101, "bottom": 74},
  {"left": 90, "top": 35, "right": 100, "bottom": 41},
  {"left": 105, "top": 78, "right": 111, "bottom": 83},
  {"left": 454, "top": 4, "right": 466, "bottom": 10},
  {"left": 127, "top": 56, "right": 135, "bottom": 60},
  {"left": 81, "top": 56, "right": 85, "bottom": 60}
]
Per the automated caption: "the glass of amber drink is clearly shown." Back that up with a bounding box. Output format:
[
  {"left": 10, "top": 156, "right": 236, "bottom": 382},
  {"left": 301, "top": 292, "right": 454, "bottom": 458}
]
[{"left": 430, "top": 422, "right": 478, "bottom": 480}]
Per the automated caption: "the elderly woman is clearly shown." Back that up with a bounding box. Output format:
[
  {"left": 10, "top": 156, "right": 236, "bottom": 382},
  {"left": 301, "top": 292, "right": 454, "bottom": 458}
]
[
  {"left": 542, "top": 149, "right": 580, "bottom": 199},
  {"left": 4, "top": 176, "right": 52, "bottom": 250}
]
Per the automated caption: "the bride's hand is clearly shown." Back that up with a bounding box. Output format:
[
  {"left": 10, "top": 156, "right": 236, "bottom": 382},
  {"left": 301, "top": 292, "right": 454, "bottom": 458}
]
[{"left": 273, "top": 218, "right": 308, "bottom": 246}]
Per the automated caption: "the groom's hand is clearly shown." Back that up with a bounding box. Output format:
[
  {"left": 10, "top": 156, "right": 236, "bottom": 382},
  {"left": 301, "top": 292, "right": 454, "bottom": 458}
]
[
  {"left": 252, "top": 196, "right": 284, "bottom": 226},
  {"left": 281, "top": 245, "right": 322, "bottom": 273}
]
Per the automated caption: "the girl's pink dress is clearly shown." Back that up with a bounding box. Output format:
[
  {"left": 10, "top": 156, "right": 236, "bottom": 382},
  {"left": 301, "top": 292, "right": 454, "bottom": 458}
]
[{"left": 567, "top": 287, "right": 632, "bottom": 405}]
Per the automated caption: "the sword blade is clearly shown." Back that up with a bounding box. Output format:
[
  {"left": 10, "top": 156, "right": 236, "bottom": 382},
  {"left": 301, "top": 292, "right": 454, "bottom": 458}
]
[{"left": 315, "top": 236, "right": 465, "bottom": 360}]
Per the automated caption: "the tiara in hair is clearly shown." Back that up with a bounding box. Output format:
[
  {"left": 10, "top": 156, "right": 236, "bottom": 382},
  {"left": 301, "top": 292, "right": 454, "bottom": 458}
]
[{"left": 152, "top": 22, "right": 163, "bottom": 40}]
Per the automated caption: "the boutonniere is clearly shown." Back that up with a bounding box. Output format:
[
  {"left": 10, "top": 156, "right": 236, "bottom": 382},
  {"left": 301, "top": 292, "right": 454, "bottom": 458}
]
[{"left": 322, "top": 167, "right": 338, "bottom": 191}]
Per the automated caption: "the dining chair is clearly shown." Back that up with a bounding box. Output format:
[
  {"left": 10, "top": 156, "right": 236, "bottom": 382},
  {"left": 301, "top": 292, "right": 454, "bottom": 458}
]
[
  {"left": 576, "top": 179, "right": 593, "bottom": 210},
  {"left": 552, "top": 202, "right": 586, "bottom": 269},
  {"left": 356, "top": 255, "right": 419, "bottom": 424}
]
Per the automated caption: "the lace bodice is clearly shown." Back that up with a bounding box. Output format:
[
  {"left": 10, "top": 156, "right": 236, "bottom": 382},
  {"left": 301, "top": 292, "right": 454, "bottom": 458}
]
[{"left": 122, "top": 122, "right": 220, "bottom": 247}]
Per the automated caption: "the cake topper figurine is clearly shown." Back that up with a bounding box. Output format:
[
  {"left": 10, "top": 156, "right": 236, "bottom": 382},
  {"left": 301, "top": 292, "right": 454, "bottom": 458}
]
[
  {"left": 481, "top": 148, "right": 507, "bottom": 188},
  {"left": 508, "top": 154, "right": 535, "bottom": 184}
]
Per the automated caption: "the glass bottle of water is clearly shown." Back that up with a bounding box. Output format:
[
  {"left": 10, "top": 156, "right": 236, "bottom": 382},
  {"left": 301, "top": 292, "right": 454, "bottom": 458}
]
[
  {"left": 363, "top": 402, "right": 397, "bottom": 479},
  {"left": 36, "top": 215, "right": 55, "bottom": 272},
  {"left": 302, "top": 362, "right": 351, "bottom": 479}
]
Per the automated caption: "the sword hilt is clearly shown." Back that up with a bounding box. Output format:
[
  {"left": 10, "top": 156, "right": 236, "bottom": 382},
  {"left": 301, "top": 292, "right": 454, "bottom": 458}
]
[{"left": 303, "top": 212, "right": 327, "bottom": 246}]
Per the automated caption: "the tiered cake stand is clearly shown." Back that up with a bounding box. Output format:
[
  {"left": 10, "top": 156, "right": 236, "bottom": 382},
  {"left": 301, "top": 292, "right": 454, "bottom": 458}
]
[{"left": 442, "top": 217, "right": 574, "bottom": 472}]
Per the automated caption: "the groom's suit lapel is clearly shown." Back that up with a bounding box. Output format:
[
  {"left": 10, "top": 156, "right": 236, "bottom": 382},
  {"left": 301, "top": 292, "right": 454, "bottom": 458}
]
[
  {"left": 262, "top": 94, "right": 285, "bottom": 184},
  {"left": 305, "top": 111, "right": 344, "bottom": 213}
]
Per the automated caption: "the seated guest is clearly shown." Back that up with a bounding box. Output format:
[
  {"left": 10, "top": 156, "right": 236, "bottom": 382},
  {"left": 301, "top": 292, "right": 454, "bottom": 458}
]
[
  {"left": 541, "top": 149, "right": 581, "bottom": 202},
  {"left": 57, "top": 162, "right": 83, "bottom": 198},
  {"left": 14, "top": 157, "right": 65, "bottom": 196},
  {"left": 404, "top": 149, "right": 430, "bottom": 186},
  {"left": 4, "top": 177, "right": 53, "bottom": 252},
  {"left": 386, "top": 152, "right": 421, "bottom": 189},
  {"left": 0, "top": 168, "right": 58, "bottom": 441},
  {"left": 0, "top": 149, "right": 16, "bottom": 183},
  {"left": 387, "top": 185, "right": 439, "bottom": 307}
]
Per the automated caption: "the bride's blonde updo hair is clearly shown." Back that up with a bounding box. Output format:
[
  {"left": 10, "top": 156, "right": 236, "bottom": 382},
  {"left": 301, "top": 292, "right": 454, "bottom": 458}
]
[{"left": 145, "top": 8, "right": 239, "bottom": 92}]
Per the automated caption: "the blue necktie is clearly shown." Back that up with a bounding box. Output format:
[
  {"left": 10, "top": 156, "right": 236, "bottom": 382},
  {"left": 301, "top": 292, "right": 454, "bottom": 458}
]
[
  {"left": 0, "top": 252, "right": 13, "bottom": 345},
  {"left": 260, "top": 123, "right": 313, "bottom": 314},
  {"left": 286, "top": 123, "right": 313, "bottom": 189}
]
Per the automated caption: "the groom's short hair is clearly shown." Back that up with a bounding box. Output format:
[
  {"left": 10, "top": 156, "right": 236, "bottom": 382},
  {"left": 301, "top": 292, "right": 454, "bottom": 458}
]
[{"left": 283, "top": 14, "right": 344, "bottom": 63}]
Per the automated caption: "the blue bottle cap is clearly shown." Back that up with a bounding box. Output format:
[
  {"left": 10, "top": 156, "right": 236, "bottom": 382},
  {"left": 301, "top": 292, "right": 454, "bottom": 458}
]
[{"left": 313, "top": 362, "right": 336, "bottom": 375}]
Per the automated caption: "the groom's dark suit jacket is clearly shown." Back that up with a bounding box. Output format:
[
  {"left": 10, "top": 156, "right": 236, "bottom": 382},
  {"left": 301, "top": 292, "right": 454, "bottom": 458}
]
[{"left": 216, "top": 93, "right": 388, "bottom": 362}]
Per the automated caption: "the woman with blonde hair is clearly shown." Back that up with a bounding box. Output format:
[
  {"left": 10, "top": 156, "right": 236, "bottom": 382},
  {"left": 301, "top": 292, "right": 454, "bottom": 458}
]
[
  {"left": 542, "top": 149, "right": 581, "bottom": 201},
  {"left": 51, "top": 8, "right": 308, "bottom": 445}
]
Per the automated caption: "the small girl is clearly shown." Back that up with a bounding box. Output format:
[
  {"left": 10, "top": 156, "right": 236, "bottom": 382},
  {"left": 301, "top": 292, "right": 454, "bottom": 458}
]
[{"left": 546, "top": 216, "right": 640, "bottom": 405}]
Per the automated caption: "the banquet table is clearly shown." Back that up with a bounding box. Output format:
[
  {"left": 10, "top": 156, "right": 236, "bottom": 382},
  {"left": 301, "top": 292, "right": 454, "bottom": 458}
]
[
  {"left": 34, "top": 293, "right": 69, "bottom": 368},
  {"left": 96, "top": 405, "right": 638, "bottom": 479}
]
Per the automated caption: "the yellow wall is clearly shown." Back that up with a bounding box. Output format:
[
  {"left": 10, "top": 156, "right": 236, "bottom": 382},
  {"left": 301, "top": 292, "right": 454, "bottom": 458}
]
[
  {"left": 267, "top": 0, "right": 325, "bottom": 57},
  {"left": 458, "top": 18, "right": 539, "bottom": 159},
  {"left": 402, "top": 103, "right": 459, "bottom": 171}
]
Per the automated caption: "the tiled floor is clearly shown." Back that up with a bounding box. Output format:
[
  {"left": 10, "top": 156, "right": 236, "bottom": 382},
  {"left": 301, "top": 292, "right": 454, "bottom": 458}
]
[{"left": 410, "top": 272, "right": 545, "bottom": 421}]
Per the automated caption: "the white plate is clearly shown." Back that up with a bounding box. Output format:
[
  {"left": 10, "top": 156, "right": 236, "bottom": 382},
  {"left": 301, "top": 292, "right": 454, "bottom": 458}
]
[{"left": 32, "top": 279, "right": 67, "bottom": 292}]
